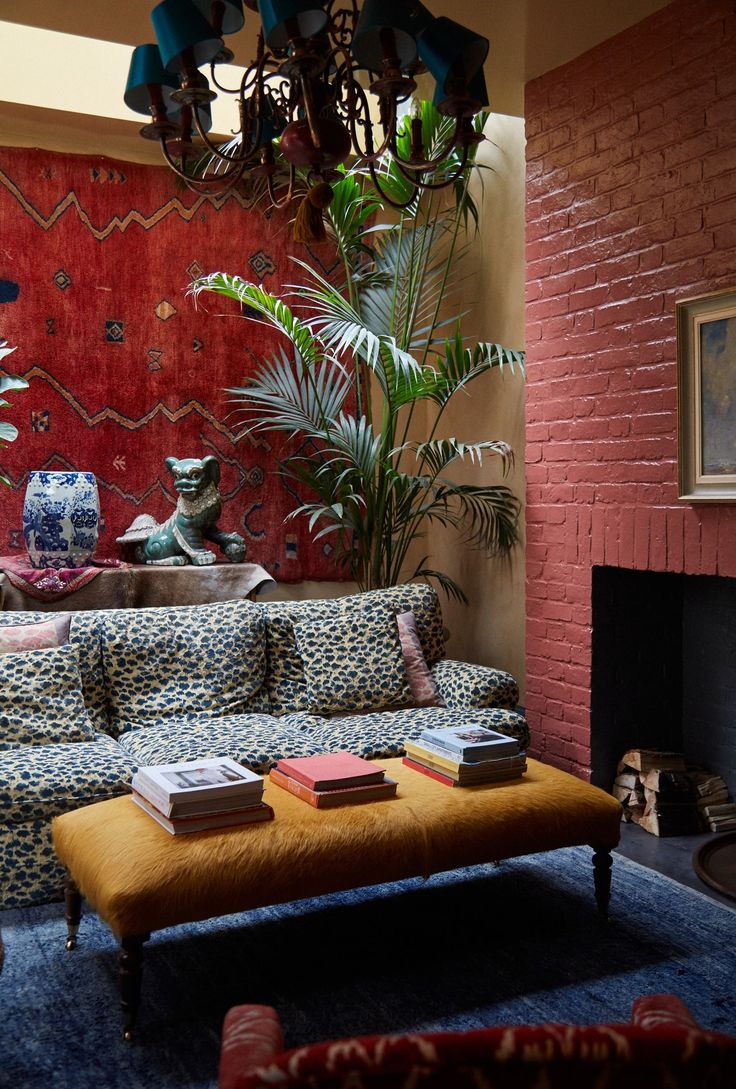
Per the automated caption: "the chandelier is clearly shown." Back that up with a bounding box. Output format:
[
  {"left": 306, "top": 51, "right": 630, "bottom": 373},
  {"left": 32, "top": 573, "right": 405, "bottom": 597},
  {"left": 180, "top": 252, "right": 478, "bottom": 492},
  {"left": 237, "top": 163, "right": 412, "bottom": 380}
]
[{"left": 124, "top": 0, "right": 489, "bottom": 237}]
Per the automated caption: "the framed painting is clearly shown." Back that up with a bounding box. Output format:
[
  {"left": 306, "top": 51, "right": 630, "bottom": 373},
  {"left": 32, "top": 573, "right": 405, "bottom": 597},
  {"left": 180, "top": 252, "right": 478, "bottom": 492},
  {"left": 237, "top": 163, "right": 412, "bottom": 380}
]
[{"left": 677, "top": 287, "right": 736, "bottom": 501}]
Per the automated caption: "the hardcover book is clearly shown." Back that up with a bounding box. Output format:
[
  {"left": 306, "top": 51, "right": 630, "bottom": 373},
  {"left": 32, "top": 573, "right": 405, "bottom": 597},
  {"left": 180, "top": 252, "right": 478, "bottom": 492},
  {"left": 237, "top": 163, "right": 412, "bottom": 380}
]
[
  {"left": 402, "top": 756, "right": 526, "bottom": 787},
  {"left": 403, "top": 747, "right": 526, "bottom": 784},
  {"left": 269, "top": 766, "right": 397, "bottom": 808},
  {"left": 132, "top": 756, "right": 263, "bottom": 817},
  {"left": 274, "top": 752, "right": 386, "bottom": 791},
  {"left": 404, "top": 739, "right": 525, "bottom": 776},
  {"left": 419, "top": 725, "right": 519, "bottom": 762},
  {"left": 132, "top": 793, "right": 274, "bottom": 835}
]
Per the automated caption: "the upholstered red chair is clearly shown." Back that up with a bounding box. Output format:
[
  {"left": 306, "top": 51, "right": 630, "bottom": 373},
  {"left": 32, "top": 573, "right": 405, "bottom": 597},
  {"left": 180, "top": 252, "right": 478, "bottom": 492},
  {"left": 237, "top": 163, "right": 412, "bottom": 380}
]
[{"left": 218, "top": 995, "right": 736, "bottom": 1089}]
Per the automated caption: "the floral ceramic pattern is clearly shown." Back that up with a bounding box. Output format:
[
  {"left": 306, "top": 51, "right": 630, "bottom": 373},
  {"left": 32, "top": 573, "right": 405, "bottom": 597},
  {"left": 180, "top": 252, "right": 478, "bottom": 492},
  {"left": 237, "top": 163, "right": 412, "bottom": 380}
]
[
  {"left": 0, "top": 645, "right": 97, "bottom": 750},
  {"left": 22, "top": 470, "right": 100, "bottom": 569}
]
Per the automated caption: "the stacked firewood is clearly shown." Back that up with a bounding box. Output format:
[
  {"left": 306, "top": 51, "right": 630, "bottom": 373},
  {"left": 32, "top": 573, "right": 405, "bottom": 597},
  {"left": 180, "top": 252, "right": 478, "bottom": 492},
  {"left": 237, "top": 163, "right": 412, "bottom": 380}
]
[{"left": 613, "top": 749, "right": 736, "bottom": 836}]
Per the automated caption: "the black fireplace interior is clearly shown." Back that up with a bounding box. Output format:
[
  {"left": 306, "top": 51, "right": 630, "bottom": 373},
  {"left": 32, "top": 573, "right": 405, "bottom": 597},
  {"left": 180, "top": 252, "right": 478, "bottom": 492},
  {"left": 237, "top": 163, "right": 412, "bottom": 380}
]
[{"left": 590, "top": 566, "right": 736, "bottom": 794}]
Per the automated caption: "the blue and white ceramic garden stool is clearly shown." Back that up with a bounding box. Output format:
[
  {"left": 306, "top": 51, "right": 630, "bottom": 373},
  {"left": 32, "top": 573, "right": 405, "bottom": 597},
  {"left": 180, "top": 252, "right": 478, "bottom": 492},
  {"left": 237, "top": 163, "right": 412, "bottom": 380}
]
[{"left": 23, "top": 471, "right": 100, "bottom": 569}]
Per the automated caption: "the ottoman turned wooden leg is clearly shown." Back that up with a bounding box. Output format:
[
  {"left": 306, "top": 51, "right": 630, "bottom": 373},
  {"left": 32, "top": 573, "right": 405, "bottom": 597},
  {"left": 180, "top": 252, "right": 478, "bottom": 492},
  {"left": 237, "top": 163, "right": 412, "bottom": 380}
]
[
  {"left": 590, "top": 845, "right": 614, "bottom": 919},
  {"left": 119, "top": 934, "right": 150, "bottom": 1042},
  {"left": 64, "top": 875, "right": 82, "bottom": 951}
]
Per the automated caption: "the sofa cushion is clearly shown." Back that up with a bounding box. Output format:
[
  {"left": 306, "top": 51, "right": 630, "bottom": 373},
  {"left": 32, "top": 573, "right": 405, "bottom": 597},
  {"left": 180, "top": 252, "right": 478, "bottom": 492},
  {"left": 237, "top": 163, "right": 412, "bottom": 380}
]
[
  {"left": 262, "top": 584, "right": 445, "bottom": 716},
  {"left": 100, "top": 600, "right": 268, "bottom": 733},
  {"left": 116, "top": 714, "right": 327, "bottom": 774},
  {"left": 0, "top": 610, "right": 108, "bottom": 731},
  {"left": 293, "top": 609, "right": 411, "bottom": 715},
  {"left": 0, "top": 734, "right": 136, "bottom": 823},
  {"left": 0, "top": 645, "right": 97, "bottom": 751},
  {"left": 0, "top": 614, "right": 70, "bottom": 654},
  {"left": 303, "top": 706, "right": 531, "bottom": 762},
  {"left": 430, "top": 658, "right": 520, "bottom": 710}
]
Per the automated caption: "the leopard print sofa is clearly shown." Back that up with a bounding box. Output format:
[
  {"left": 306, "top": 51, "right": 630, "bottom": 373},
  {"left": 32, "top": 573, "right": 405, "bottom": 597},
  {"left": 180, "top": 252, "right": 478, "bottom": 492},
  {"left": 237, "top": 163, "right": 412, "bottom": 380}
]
[{"left": 0, "top": 585, "right": 529, "bottom": 909}]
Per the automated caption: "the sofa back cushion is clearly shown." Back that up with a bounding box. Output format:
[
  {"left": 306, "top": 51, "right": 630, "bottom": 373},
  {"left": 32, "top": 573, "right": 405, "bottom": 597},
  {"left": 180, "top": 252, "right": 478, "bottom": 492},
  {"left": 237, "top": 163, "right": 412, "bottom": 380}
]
[
  {"left": 262, "top": 584, "right": 445, "bottom": 716},
  {"left": 0, "top": 610, "right": 108, "bottom": 731},
  {"left": 293, "top": 608, "right": 412, "bottom": 715},
  {"left": 0, "top": 644, "right": 97, "bottom": 749},
  {"left": 100, "top": 600, "right": 268, "bottom": 733}
]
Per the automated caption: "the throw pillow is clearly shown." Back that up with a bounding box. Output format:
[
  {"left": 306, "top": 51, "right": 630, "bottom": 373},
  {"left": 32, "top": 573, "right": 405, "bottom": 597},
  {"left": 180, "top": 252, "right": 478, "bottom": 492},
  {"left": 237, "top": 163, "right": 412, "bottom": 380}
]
[
  {"left": 396, "top": 610, "right": 446, "bottom": 707},
  {"left": 0, "top": 614, "right": 71, "bottom": 655},
  {"left": 0, "top": 644, "right": 97, "bottom": 749},
  {"left": 293, "top": 609, "right": 411, "bottom": 715},
  {"left": 100, "top": 600, "right": 267, "bottom": 729}
]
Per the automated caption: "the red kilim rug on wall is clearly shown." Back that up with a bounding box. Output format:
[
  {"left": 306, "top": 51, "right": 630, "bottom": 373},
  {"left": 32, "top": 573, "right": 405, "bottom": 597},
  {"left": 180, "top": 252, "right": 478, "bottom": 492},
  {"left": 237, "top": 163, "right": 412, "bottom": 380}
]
[{"left": 0, "top": 146, "right": 346, "bottom": 582}]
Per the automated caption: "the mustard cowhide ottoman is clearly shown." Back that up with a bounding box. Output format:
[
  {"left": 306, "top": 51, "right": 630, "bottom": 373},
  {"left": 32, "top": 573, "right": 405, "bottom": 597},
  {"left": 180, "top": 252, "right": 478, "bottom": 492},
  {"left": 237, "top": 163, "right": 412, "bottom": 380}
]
[{"left": 52, "top": 757, "right": 622, "bottom": 1039}]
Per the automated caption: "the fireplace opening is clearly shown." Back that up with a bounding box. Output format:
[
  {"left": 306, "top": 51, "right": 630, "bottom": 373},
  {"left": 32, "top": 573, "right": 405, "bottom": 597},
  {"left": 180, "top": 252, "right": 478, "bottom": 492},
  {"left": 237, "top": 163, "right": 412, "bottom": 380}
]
[{"left": 590, "top": 566, "right": 736, "bottom": 797}]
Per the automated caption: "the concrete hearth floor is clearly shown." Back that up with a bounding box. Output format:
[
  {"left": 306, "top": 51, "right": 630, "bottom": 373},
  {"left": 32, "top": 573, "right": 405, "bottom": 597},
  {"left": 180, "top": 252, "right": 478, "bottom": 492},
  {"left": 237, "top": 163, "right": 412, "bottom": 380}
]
[{"left": 615, "top": 822, "right": 736, "bottom": 910}]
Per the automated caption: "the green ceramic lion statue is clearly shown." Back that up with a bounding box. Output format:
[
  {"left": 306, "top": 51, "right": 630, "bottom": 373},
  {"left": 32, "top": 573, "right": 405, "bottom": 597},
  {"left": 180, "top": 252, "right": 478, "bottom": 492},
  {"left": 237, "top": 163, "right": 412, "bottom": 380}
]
[{"left": 117, "top": 455, "right": 246, "bottom": 566}]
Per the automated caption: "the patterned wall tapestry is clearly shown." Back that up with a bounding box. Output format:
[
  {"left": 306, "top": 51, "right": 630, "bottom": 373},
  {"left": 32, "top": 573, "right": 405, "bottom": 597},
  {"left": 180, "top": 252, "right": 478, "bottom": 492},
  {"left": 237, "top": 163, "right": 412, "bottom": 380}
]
[{"left": 0, "top": 146, "right": 344, "bottom": 582}]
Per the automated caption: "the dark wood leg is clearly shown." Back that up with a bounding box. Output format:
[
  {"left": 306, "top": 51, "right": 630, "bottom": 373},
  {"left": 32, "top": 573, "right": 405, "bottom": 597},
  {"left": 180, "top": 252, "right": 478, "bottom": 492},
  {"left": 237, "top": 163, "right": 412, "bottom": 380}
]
[
  {"left": 64, "top": 875, "right": 82, "bottom": 951},
  {"left": 118, "top": 934, "right": 149, "bottom": 1042},
  {"left": 590, "top": 845, "right": 614, "bottom": 919}
]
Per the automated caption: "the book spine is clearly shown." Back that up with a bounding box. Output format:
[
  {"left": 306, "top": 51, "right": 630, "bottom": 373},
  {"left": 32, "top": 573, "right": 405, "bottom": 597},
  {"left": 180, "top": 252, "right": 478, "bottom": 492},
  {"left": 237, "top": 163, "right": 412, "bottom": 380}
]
[
  {"left": 402, "top": 757, "right": 457, "bottom": 787},
  {"left": 269, "top": 767, "right": 321, "bottom": 807}
]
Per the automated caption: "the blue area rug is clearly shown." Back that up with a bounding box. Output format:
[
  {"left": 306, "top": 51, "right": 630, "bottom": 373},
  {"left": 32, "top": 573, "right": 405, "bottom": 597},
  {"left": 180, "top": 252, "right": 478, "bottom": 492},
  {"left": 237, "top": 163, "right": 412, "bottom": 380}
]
[{"left": 1, "top": 846, "right": 734, "bottom": 1089}]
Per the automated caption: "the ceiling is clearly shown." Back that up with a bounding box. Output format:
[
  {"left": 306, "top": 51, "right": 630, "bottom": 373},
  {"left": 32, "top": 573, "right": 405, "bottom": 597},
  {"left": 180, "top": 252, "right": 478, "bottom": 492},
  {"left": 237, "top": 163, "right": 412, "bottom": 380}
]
[{"left": 0, "top": 0, "right": 670, "bottom": 165}]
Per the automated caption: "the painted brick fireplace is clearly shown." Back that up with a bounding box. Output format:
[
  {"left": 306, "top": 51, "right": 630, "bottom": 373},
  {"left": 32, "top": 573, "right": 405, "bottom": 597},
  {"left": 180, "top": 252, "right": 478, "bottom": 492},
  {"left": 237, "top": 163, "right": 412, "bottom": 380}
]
[{"left": 524, "top": 0, "right": 736, "bottom": 787}]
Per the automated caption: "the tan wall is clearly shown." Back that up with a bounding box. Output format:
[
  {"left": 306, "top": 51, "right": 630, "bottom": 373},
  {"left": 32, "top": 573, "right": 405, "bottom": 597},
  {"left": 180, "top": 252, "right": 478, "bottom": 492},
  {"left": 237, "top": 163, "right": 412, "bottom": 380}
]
[{"left": 407, "top": 114, "right": 527, "bottom": 693}]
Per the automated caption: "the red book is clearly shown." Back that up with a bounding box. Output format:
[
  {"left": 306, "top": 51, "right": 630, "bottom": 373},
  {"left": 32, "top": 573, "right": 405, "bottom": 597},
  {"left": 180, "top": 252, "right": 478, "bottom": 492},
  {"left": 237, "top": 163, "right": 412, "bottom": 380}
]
[
  {"left": 269, "top": 766, "right": 397, "bottom": 808},
  {"left": 402, "top": 757, "right": 458, "bottom": 787},
  {"left": 275, "top": 752, "right": 386, "bottom": 791}
]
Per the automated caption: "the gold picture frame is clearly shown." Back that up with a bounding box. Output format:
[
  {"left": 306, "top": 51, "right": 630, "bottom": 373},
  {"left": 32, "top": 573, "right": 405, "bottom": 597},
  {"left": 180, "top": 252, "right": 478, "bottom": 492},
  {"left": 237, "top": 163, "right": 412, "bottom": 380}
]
[{"left": 677, "top": 287, "right": 736, "bottom": 502}]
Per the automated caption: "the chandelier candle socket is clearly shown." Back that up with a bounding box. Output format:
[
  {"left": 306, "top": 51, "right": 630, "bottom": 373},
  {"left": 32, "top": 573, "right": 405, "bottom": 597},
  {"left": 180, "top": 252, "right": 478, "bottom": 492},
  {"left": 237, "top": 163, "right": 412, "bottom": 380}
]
[{"left": 124, "top": 0, "right": 490, "bottom": 216}]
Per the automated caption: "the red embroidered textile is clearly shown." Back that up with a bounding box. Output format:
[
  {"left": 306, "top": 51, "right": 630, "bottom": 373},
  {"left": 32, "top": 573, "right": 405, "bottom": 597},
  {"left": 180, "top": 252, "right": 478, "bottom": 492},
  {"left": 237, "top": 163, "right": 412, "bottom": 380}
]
[
  {"left": 0, "top": 554, "right": 125, "bottom": 602},
  {"left": 0, "top": 147, "right": 346, "bottom": 582}
]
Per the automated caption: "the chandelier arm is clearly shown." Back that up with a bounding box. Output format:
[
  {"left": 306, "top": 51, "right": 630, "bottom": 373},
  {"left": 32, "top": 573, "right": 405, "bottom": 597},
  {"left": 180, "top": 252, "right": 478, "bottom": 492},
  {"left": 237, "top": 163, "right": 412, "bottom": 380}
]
[
  {"left": 337, "top": 69, "right": 396, "bottom": 163},
  {"left": 157, "top": 135, "right": 248, "bottom": 192},
  {"left": 388, "top": 115, "right": 468, "bottom": 173},
  {"left": 363, "top": 159, "right": 421, "bottom": 210},
  {"left": 391, "top": 142, "right": 471, "bottom": 191},
  {"left": 266, "top": 164, "right": 297, "bottom": 210}
]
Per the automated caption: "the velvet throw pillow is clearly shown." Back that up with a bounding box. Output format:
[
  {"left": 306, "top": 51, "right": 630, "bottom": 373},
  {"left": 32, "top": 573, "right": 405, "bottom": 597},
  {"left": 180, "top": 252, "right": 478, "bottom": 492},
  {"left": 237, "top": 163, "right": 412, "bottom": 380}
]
[
  {"left": 396, "top": 610, "right": 446, "bottom": 707},
  {"left": 100, "top": 600, "right": 268, "bottom": 729},
  {"left": 293, "top": 609, "right": 412, "bottom": 715},
  {"left": 0, "top": 614, "right": 71, "bottom": 655},
  {"left": 0, "top": 644, "right": 97, "bottom": 749}
]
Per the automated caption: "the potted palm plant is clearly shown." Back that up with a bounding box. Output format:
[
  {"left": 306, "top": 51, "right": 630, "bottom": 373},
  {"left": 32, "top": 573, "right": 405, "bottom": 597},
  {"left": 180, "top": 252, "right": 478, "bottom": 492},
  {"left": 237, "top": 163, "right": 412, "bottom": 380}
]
[{"left": 190, "top": 105, "right": 524, "bottom": 602}]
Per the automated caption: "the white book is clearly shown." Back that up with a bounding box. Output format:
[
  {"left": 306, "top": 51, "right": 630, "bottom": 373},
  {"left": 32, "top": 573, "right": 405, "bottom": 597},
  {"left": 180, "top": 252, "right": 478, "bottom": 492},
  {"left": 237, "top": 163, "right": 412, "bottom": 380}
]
[
  {"left": 132, "top": 793, "right": 274, "bottom": 835},
  {"left": 419, "top": 725, "right": 520, "bottom": 762},
  {"left": 132, "top": 756, "right": 263, "bottom": 817}
]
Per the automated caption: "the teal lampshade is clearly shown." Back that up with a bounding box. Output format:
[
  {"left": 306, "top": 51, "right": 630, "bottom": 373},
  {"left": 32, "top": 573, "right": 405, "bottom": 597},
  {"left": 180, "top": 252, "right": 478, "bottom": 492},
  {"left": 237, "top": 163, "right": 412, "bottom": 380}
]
[
  {"left": 258, "top": 0, "right": 328, "bottom": 51},
  {"left": 351, "top": 0, "right": 432, "bottom": 71},
  {"left": 432, "top": 67, "right": 488, "bottom": 112},
  {"left": 191, "top": 0, "right": 245, "bottom": 35},
  {"left": 124, "top": 44, "right": 179, "bottom": 115},
  {"left": 152, "top": 0, "right": 224, "bottom": 71},
  {"left": 418, "top": 16, "right": 489, "bottom": 105}
]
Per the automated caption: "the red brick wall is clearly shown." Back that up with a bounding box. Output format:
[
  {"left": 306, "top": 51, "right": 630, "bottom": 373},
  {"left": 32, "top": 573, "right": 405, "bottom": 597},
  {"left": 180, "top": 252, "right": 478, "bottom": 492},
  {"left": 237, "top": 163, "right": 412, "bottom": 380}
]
[{"left": 524, "top": 0, "right": 736, "bottom": 777}]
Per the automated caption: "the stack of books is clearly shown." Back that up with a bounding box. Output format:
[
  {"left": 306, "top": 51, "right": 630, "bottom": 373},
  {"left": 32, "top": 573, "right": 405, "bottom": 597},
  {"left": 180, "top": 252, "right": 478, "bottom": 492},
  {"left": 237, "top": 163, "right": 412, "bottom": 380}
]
[
  {"left": 403, "top": 724, "right": 526, "bottom": 787},
  {"left": 270, "top": 752, "right": 397, "bottom": 808},
  {"left": 131, "top": 756, "right": 273, "bottom": 834}
]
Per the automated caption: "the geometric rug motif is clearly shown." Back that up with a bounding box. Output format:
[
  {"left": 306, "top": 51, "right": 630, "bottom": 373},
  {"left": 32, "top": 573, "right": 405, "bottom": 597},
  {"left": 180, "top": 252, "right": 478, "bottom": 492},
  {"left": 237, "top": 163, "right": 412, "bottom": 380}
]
[{"left": 0, "top": 146, "right": 344, "bottom": 580}]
